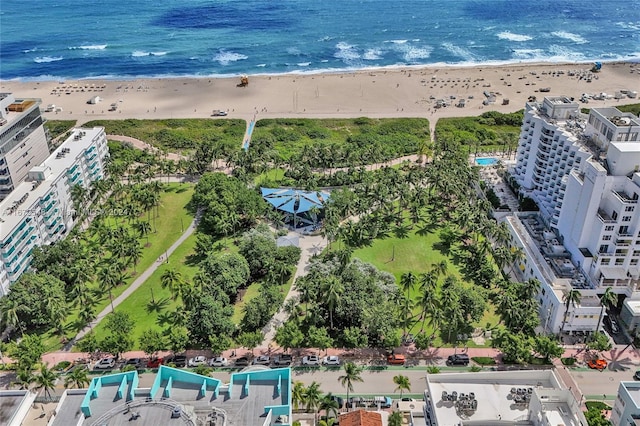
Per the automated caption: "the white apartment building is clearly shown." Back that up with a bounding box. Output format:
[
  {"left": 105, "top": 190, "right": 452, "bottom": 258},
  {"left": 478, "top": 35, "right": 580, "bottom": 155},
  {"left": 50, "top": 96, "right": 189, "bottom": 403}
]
[
  {"left": 0, "top": 94, "right": 50, "bottom": 199},
  {"left": 0, "top": 127, "right": 108, "bottom": 295},
  {"left": 424, "top": 370, "right": 587, "bottom": 426},
  {"left": 508, "top": 97, "right": 640, "bottom": 335},
  {"left": 611, "top": 381, "right": 640, "bottom": 425}
]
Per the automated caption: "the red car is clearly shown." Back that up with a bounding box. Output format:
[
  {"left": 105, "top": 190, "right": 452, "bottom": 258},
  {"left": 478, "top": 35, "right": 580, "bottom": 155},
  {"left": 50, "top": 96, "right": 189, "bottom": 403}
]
[
  {"left": 587, "top": 359, "right": 607, "bottom": 371},
  {"left": 147, "top": 357, "right": 163, "bottom": 368},
  {"left": 387, "top": 354, "right": 406, "bottom": 365}
]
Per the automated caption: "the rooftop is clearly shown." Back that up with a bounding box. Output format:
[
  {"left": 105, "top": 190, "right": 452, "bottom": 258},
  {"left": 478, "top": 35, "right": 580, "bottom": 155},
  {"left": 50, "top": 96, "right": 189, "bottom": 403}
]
[
  {"left": 52, "top": 366, "right": 292, "bottom": 426},
  {"left": 339, "top": 410, "right": 383, "bottom": 426},
  {"left": 0, "top": 127, "right": 104, "bottom": 239},
  {"left": 623, "top": 382, "right": 640, "bottom": 408},
  {"left": 426, "top": 371, "right": 583, "bottom": 426},
  {"left": 0, "top": 390, "right": 35, "bottom": 425},
  {"left": 0, "top": 94, "right": 41, "bottom": 128}
]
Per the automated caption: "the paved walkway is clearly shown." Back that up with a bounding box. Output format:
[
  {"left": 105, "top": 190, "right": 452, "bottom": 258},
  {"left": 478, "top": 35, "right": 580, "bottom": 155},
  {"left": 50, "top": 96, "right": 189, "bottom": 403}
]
[
  {"left": 62, "top": 211, "right": 201, "bottom": 351},
  {"left": 260, "top": 231, "right": 327, "bottom": 346},
  {"left": 107, "top": 134, "right": 187, "bottom": 161}
]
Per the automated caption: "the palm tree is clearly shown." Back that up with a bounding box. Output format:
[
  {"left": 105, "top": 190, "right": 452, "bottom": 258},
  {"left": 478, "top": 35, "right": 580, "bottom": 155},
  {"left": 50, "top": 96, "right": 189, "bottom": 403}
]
[
  {"left": 595, "top": 287, "right": 617, "bottom": 334},
  {"left": 400, "top": 272, "right": 417, "bottom": 301},
  {"left": 320, "top": 393, "right": 340, "bottom": 420},
  {"left": 388, "top": 411, "right": 404, "bottom": 426},
  {"left": 393, "top": 374, "right": 411, "bottom": 398},
  {"left": 64, "top": 366, "right": 91, "bottom": 389},
  {"left": 136, "top": 220, "right": 152, "bottom": 246},
  {"left": 322, "top": 277, "right": 344, "bottom": 329},
  {"left": 338, "top": 362, "right": 363, "bottom": 411},
  {"left": 98, "top": 264, "right": 118, "bottom": 312},
  {"left": 161, "top": 268, "right": 184, "bottom": 301},
  {"left": 291, "top": 381, "right": 306, "bottom": 412},
  {"left": 33, "top": 364, "right": 58, "bottom": 401},
  {"left": 12, "top": 369, "right": 34, "bottom": 390},
  {"left": 304, "top": 381, "right": 323, "bottom": 413},
  {"left": 0, "top": 297, "right": 24, "bottom": 336},
  {"left": 560, "top": 289, "right": 582, "bottom": 334}
]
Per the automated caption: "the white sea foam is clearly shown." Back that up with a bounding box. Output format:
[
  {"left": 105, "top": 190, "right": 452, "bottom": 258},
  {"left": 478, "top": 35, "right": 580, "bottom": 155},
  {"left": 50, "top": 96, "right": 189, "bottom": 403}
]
[
  {"left": 497, "top": 31, "right": 533, "bottom": 42},
  {"left": 34, "top": 56, "right": 63, "bottom": 63},
  {"left": 512, "top": 48, "right": 545, "bottom": 59},
  {"left": 287, "top": 47, "right": 301, "bottom": 55},
  {"left": 363, "top": 49, "right": 383, "bottom": 60},
  {"left": 23, "top": 48, "right": 38, "bottom": 53},
  {"left": 546, "top": 45, "right": 586, "bottom": 61},
  {"left": 297, "top": 62, "right": 311, "bottom": 67},
  {"left": 256, "top": 64, "right": 267, "bottom": 67},
  {"left": 388, "top": 39, "right": 408, "bottom": 44},
  {"left": 151, "top": 51, "right": 168, "bottom": 56},
  {"left": 441, "top": 42, "right": 478, "bottom": 62},
  {"left": 132, "top": 51, "right": 150, "bottom": 57},
  {"left": 551, "top": 31, "right": 587, "bottom": 44},
  {"left": 616, "top": 21, "right": 640, "bottom": 30},
  {"left": 334, "top": 42, "right": 361, "bottom": 62},
  {"left": 213, "top": 51, "right": 248, "bottom": 66},
  {"left": 70, "top": 44, "right": 107, "bottom": 50},
  {"left": 402, "top": 46, "right": 433, "bottom": 62}
]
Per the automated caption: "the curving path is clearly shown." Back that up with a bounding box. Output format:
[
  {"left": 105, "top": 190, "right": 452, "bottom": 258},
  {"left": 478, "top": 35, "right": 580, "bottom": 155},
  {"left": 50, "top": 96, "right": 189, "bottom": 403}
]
[
  {"left": 62, "top": 211, "right": 201, "bottom": 351},
  {"left": 107, "top": 134, "right": 187, "bottom": 161}
]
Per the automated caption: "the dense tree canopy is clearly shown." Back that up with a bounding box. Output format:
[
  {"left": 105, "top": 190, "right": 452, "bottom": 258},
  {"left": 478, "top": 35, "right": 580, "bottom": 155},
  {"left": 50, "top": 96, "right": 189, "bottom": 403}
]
[{"left": 1, "top": 273, "right": 66, "bottom": 330}]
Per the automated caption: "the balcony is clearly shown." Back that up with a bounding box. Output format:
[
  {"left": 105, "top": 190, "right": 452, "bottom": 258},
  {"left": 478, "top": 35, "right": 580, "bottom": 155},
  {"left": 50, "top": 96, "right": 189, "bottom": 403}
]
[
  {"left": 598, "top": 209, "right": 616, "bottom": 223},
  {"left": 613, "top": 190, "right": 638, "bottom": 204}
]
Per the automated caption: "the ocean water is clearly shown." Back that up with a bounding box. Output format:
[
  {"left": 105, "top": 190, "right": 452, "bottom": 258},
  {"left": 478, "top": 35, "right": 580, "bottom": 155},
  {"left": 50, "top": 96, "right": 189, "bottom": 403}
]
[{"left": 1, "top": 0, "right": 638, "bottom": 81}]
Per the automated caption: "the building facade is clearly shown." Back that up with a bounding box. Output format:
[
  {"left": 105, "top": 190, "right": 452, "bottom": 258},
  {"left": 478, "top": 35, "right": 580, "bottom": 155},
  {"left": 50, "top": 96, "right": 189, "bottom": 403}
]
[
  {"left": 509, "top": 98, "right": 640, "bottom": 334},
  {"left": 611, "top": 381, "right": 640, "bottom": 425},
  {"left": 0, "top": 94, "right": 50, "bottom": 199},
  {"left": 0, "top": 127, "right": 108, "bottom": 295}
]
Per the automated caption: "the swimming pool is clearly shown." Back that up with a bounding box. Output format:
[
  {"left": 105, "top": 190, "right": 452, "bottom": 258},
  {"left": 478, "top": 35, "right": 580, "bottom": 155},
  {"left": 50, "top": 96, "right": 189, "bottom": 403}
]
[{"left": 475, "top": 157, "right": 499, "bottom": 166}]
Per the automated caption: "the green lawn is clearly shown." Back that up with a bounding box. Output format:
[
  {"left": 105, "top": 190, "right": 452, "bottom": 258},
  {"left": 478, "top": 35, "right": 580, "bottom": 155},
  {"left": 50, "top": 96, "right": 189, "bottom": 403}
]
[
  {"left": 41, "top": 184, "right": 195, "bottom": 350},
  {"left": 352, "top": 228, "right": 499, "bottom": 347},
  {"left": 90, "top": 232, "right": 199, "bottom": 348}
]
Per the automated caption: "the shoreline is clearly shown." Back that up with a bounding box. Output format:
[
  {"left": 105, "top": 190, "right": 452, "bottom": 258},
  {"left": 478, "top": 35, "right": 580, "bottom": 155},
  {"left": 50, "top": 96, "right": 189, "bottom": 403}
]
[
  {"left": 1, "top": 61, "right": 638, "bottom": 126},
  {"left": 2, "top": 59, "right": 639, "bottom": 83}
]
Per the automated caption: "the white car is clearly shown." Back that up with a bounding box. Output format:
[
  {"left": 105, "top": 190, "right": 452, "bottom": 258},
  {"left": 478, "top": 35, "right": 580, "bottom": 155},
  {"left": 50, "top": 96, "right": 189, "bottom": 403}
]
[
  {"left": 209, "top": 357, "right": 228, "bottom": 367},
  {"left": 322, "top": 356, "right": 341, "bottom": 366},
  {"left": 94, "top": 357, "right": 116, "bottom": 369},
  {"left": 252, "top": 355, "right": 271, "bottom": 366},
  {"left": 302, "top": 355, "right": 320, "bottom": 366},
  {"left": 188, "top": 355, "right": 208, "bottom": 367}
]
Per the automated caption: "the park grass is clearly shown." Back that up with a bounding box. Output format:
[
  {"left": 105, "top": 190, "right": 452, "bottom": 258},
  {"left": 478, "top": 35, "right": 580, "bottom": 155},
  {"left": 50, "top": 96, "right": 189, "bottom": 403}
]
[
  {"left": 90, "top": 232, "right": 199, "bottom": 348},
  {"left": 41, "top": 184, "right": 195, "bottom": 351},
  {"left": 232, "top": 283, "right": 261, "bottom": 325},
  {"left": 352, "top": 227, "right": 499, "bottom": 347}
]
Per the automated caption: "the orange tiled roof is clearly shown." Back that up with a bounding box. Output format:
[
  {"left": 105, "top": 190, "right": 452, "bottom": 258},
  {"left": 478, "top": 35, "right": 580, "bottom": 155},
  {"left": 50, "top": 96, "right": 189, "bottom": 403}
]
[{"left": 339, "top": 410, "right": 383, "bottom": 426}]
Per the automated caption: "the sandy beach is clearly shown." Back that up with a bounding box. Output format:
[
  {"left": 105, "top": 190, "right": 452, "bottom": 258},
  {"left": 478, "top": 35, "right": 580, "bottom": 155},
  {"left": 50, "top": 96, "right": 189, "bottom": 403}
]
[{"left": 1, "top": 62, "right": 638, "bottom": 128}]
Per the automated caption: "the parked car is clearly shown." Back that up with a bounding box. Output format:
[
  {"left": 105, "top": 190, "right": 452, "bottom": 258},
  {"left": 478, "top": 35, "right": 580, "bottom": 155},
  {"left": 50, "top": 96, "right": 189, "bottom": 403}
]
[
  {"left": 330, "top": 395, "right": 344, "bottom": 408},
  {"left": 401, "top": 397, "right": 416, "bottom": 402},
  {"left": 604, "top": 315, "right": 620, "bottom": 334},
  {"left": 273, "top": 354, "right": 293, "bottom": 366},
  {"left": 94, "top": 357, "right": 116, "bottom": 370},
  {"left": 147, "top": 357, "right": 163, "bottom": 368},
  {"left": 447, "top": 353, "right": 470, "bottom": 366},
  {"left": 164, "top": 355, "right": 187, "bottom": 368},
  {"left": 302, "top": 355, "right": 320, "bottom": 366},
  {"left": 387, "top": 354, "right": 406, "bottom": 365},
  {"left": 123, "top": 358, "right": 144, "bottom": 369},
  {"left": 322, "top": 356, "right": 341, "bottom": 366},
  {"left": 253, "top": 355, "right": 271, "bottom": 366},
  {"left": 209, "top": 357, "right": 228, "bottom": 367},
  {"left": 235, "top": 357, "right": 250, "bottom": 367},
  {"left": 587, "top": 359, "right": 607, "bottom": 370},
  {"left": 634, "top": 370, "right": 640, "bottom": 380},
  {"left": 188, "top": 355, "right": 208, "bottom": 367},
  {"left": 212, "top": 110, "right": 228, "bottom": 116},
  {"left": 373, "top": 396, "right": 392, "bottom": 408},
  {"left": 348, "top": 397, "right": 366, "bottom": 407}
]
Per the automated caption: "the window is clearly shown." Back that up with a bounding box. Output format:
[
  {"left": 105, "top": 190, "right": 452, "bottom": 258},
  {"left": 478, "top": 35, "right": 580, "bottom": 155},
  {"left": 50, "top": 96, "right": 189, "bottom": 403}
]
[
  {"left": 612, "top": 211, "right": 619, "bottom": 220},
  {"left": 600, "top": 245, "right": 609, "bottom": 253},
  {"left": 626, "top": 206, "right": 635, "bottom": 212},
  {"left": 606, "top": 226, "right": 615, "bottom": 231},
  {"left": 601, "top": 258, "right": 610, "bottom": 265},
  {"left": 616, "top": 258, "right": 625, "bottom": 265},
  {"left": 621, "top": 226, "right": 629, "bottom": 234},
  {"left": 632, "top": 259, "right": 638, "bottom": 265},
  {"left": 634, "top": 251, "right": 640, "bottom": 257},
  {"left": 603, "top": 235, "right": 612, "bottom": 241},
  {"left": 623, "top": 216, "right": 632, "bottom": 222}
]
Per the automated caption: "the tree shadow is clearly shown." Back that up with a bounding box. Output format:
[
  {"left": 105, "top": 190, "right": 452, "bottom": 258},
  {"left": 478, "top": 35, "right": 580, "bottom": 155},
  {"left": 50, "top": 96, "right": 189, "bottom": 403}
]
[
  {"left": 146, "top": 297, "right": 171, "bottom": 313},
  {"left": 605, "top": 346, "right": 637, "bottom": 372},
  {"left": 156, "top": 311, "right": 173, "bottom": 327}
]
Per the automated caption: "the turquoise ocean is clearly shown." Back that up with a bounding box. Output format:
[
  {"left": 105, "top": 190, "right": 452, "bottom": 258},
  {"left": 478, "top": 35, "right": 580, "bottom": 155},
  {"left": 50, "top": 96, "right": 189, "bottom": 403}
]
[{"left": 1, "top": 0, "right": 638, "bottom": 80}]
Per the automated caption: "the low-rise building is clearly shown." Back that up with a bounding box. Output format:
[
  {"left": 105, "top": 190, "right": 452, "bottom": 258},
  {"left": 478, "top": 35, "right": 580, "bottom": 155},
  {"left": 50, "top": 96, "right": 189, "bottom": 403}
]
[
  {"left": 424, "top": 370, "right": 587, "bottom": 426},
  {"left": 0, "top": 127, "right": 108, "bottom": 295},
  {"left": 611, "top": 381, "right": 640, "bottom": 425},
  {"left": 0, "top": 389, "right": 37, "bottom": 426},
  {"left": 47, "top": 365, "right": 292, "bottom": 426}
]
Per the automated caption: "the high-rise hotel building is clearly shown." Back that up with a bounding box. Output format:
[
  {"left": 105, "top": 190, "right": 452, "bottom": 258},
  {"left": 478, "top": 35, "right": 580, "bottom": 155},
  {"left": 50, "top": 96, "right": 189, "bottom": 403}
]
[
  {"left": 0, "top": 94, "right": 50, "bottom": 199},
  {"left": 508, "top": 97, "right": 640, "bottom": 334}
]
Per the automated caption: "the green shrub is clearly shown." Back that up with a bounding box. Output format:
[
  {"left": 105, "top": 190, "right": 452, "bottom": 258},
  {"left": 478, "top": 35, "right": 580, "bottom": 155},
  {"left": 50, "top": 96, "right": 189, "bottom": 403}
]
[
  {"left": 427, "top": 366, "right": 441, "bottom": 374},
  {"left": 471, "top": 357, "right": 496, "bottom": 365},
  {"left": 469, "top": 366, "right": 483, "bottom": 372},
  {"left": 54, "top": 361, "right": 72, "bottom": 371},
  {"left": 585, "top": 401, "right": 611, "bottom": 411},
  {"left": 561, "top": 357, "right": 576, "bottom": 366}
]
